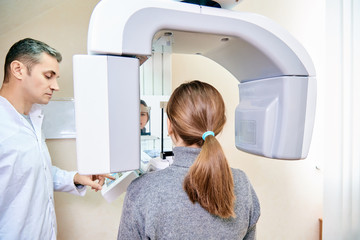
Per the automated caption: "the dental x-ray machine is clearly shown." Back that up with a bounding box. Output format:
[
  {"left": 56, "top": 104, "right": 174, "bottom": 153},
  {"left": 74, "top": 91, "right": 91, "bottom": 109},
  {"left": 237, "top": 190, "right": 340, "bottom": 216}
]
[{"left": 73, "top": 0, "right": 316, "bottom": 175}]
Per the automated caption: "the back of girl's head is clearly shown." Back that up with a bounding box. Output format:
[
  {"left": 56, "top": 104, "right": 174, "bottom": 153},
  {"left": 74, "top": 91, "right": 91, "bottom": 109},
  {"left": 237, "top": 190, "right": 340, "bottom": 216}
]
[
  {"left": 166, "top": 80, "right": 235, "bottom": 218},
  {"left": 166, "top": 80, "right": 226, "bottom": 145}
]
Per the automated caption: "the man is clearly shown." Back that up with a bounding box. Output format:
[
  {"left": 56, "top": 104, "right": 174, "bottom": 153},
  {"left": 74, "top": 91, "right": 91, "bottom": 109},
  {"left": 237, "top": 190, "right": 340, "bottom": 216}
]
[{"left": 0, "top": 38, "right": 111, "bottom": 239}]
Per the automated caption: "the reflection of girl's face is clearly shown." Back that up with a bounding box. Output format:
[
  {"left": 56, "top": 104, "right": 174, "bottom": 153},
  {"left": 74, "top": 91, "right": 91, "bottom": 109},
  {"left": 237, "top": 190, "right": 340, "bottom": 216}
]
[{"left": 140, "top": 104, "right": 149, "bottom": 129}]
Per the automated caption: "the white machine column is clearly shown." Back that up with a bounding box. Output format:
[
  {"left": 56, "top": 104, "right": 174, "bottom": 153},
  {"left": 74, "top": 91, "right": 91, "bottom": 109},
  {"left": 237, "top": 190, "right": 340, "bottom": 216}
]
[{"left": 73, "top": 55, "right": 140, "bottom": 174}]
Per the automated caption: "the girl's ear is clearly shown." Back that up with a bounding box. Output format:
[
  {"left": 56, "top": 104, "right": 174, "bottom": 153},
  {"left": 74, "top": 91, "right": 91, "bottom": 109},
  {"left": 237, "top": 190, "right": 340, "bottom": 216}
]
[
  {"left": 167, "top": 118, "right": 173, "bottom": 135},
  {"left": 167, "top": 118, "right": 178, "bottom": 145}
]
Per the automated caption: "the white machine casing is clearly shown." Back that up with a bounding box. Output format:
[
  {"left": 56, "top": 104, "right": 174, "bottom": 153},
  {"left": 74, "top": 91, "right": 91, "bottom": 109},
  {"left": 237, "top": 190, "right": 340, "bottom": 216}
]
[
  {"left": 73, "top": 55, "right": 140, "bottom": 174},
  {"left": 73, "top": 0, "right": 316, "bottom": 174},
  {"left": 235, "top": 76, "right": 316, "bottom": 159}
]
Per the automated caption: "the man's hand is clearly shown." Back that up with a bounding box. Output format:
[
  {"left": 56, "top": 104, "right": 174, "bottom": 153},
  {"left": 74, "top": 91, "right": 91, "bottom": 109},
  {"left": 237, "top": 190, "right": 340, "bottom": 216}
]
[{"left": 73, "top": 173, "right": 115, "bottom": 192}]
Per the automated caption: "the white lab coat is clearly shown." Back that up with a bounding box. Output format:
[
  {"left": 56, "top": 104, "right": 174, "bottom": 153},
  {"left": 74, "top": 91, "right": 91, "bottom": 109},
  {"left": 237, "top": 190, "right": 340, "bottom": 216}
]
[{"left": 0, "top": 96, "right": 86, "bottom": 240}]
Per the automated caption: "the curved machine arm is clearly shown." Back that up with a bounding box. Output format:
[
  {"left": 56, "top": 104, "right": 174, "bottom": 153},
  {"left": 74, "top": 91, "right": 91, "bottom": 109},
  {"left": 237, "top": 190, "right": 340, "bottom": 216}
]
[
  {"left": 87, "top": 0, "right": 315, "bottom": 81},
  {"left": 73, "top": 0, "right": 316, "bottom": 174}
]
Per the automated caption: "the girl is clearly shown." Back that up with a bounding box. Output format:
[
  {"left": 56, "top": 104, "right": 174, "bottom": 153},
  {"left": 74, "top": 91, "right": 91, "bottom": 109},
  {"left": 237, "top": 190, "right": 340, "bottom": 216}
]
[{"left": 118, "top": 80, "right": 260, "bottom": 239}]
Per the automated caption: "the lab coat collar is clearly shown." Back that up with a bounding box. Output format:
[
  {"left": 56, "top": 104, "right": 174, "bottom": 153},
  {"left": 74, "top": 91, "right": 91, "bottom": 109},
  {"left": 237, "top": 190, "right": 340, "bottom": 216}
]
[
  {"left": 0, "top": 96, "right": 23, "bottom": 125},
  {"left": 0, "top": 96, "right": 44, "bottom": 138},
  {"left": 29, "top": 104, "right": 44, "bottom": 139}
]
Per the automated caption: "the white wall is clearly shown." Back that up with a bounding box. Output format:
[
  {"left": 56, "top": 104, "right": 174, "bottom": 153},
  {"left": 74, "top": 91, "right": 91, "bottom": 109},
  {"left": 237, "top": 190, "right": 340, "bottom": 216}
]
[{"left": 323, "top": 1, "right": 360, "bottom": 239}]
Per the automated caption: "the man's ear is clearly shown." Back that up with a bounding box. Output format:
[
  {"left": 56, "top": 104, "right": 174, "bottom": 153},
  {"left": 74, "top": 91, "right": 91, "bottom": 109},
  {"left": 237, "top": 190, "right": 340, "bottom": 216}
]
[{"left": 10, "top": 60, "right": 26, "bottom": 80}]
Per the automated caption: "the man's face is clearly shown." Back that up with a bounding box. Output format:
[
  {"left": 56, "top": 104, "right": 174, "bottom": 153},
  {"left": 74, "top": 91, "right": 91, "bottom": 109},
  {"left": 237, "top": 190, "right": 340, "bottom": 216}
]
[{"left": 22, "top": 53, "right": 60, "bottom": 105}]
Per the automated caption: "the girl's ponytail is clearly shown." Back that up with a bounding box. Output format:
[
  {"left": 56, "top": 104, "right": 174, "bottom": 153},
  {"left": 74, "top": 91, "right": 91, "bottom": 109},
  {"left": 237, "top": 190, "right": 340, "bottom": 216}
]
[
  {"left": 184, "top": 134, "right": 235, "bottom": 218},
  {"left": 167, "top": 80, "right": 236, "bottom": 218}
]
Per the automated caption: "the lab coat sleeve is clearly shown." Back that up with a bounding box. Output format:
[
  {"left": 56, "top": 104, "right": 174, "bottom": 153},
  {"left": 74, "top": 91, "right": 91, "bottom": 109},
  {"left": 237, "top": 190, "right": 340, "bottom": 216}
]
[{"left": 51, "top": 166, "right": 86, "bottom": 196}]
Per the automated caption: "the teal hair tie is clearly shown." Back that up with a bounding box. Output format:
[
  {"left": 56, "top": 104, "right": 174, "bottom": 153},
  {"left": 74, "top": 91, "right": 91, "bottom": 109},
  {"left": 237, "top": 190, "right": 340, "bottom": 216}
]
[{"left": 202, "top": 131, "right": 215, "bottom": 140}]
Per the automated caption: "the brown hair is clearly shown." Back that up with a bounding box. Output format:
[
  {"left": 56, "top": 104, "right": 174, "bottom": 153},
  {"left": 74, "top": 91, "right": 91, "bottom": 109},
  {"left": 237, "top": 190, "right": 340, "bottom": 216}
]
[{"left": 166, "top": 80, "right": 235, "bottom": 218}]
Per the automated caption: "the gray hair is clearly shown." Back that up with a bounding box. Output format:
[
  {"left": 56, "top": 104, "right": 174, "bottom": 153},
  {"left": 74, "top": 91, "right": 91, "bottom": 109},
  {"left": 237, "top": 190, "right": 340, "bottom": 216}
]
[{"left": 3, "top": 38, "right": 62, "bottom": 83}]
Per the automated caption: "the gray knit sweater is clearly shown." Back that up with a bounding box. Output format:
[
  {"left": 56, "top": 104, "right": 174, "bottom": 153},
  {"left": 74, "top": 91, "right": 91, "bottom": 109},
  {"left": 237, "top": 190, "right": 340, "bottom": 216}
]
[{"left": 118, "top": 147, "right": 260, "bottom": 240}]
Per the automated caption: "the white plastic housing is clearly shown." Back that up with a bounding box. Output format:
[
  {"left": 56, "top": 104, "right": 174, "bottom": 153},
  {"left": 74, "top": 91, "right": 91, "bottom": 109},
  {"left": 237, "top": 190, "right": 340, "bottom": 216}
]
[
  {"left": 101, "top": 171, "right": 139, "bottom": 202},
  {"left": 87, "top": 0, "right": 315, "bottom": 80},
  {"left": 73, "top": 55, "right": 140, "bottom": 174},
  {"left": 73, "top": 0, "right": 317, "bottom": 174},
  {"left": 235, "top": 76, "right": 316, "bottom": 159}
]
